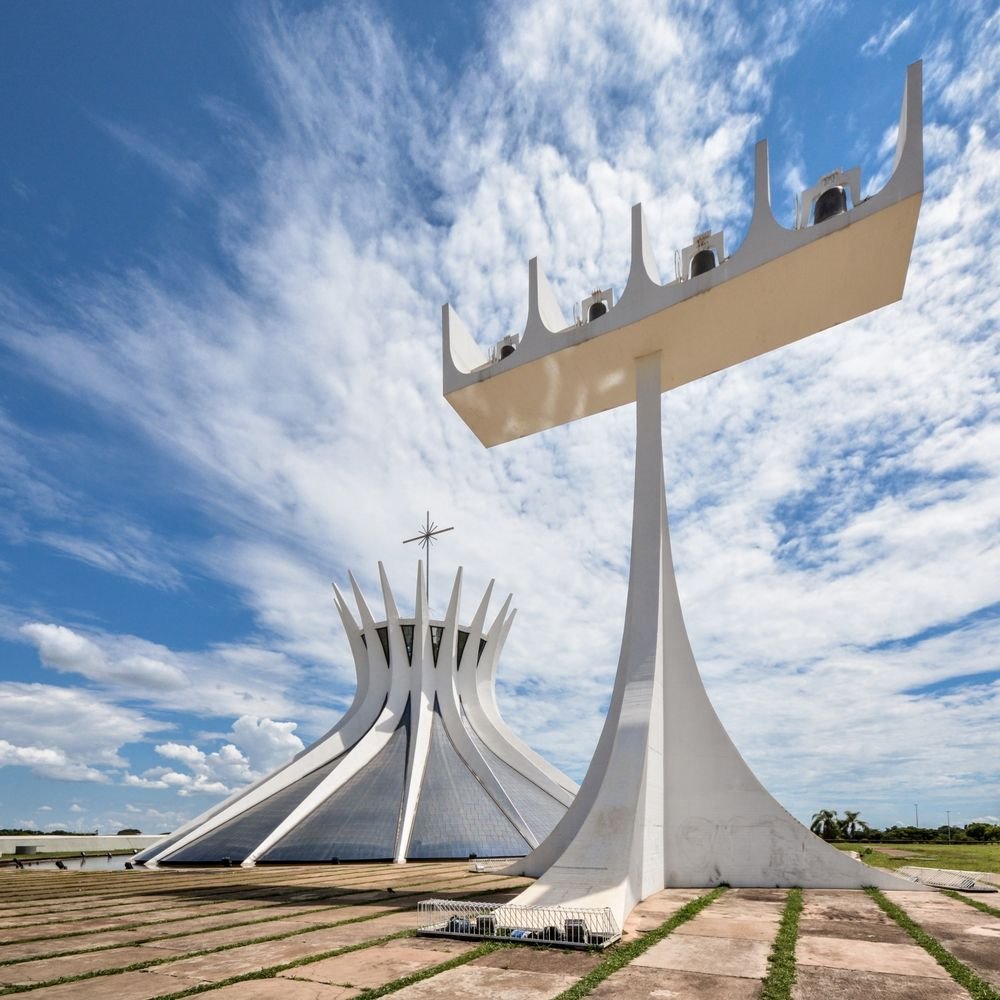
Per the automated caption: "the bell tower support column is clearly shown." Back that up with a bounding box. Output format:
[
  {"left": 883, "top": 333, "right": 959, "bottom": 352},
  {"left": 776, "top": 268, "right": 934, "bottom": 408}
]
[{"left": 509, "top": 352, "right": 923, "bottom": 928}]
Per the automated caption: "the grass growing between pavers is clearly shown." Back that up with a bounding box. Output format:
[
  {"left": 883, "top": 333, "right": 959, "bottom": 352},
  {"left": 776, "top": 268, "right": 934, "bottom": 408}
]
[
  {"left": 547, "top": 885, "right": 728, "bottom": 1000},
  {"left": 941, "top": 889, "right": 1000, "bottom": 920},
  {"left": 865, "top": 887, "right": 1000, "bottom": 1000},
  {"left": 0, "top": 899, "right": 361, "bottom": 965},
  {"left": 323, "top": 941, "right": 504, "bottom": 1000},
  {"left": 138, "top": 935, "right": 503, "bottom": 1000},
  {"left": 0, "top": 905, "right": 411, "bottom": 995},
  {"left": 759, "top": 887, "right": 801, "bottom": 1000},
  {"left": 0, "top": 882, "right": 517, "bottom": 995},
  {"left": 0, "top": 870, "right": 520, "bottom": 950},
  {"left": 140, "top": 928, "right": 426, "bottom": 1000}
]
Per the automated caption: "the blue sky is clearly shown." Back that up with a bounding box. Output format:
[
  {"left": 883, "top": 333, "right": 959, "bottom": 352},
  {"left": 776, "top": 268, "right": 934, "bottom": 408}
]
[{"left": 0, "top": 0, "right": 997, "bottom": 839}]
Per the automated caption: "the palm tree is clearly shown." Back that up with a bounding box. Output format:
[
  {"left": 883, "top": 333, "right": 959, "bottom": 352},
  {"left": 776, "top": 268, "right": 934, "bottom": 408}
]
[
  {"left": 841, "top": 810, "right": 860, "bottom": 840},
  {"left": 810, "top": 809, "right": 841, "bottom": 841},
  {"left": 839, "top": 811, "right": 871, "bottom": 840}
]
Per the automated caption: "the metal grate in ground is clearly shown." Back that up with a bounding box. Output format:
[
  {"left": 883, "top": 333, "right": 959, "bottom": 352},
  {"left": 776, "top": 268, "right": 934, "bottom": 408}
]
[
  {"left": 417, "top": 897, "right": 621, "bottom": 948},
  {"left": 896, "top": 866, "right": 998, "bottom": 892}
]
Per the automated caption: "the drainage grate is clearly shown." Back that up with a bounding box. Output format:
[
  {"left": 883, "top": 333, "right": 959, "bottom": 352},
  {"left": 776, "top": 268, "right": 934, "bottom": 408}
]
[
  {"left": 417, "top": 898, "right": 621, "bottom": 949},
  {"left": 897, "top": 866, "right": 998, "bottom": 892},
  {"left": 467, "top": 857, "right": 519, "bottom": 873}
]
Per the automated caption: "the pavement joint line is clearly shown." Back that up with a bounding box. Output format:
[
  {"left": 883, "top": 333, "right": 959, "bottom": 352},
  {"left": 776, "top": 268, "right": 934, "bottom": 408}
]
[
  {"left": 139, "top": 927, "right": 426, "bottom": 1000},
  {"left": 941, "top": 889, "right": 1000, "bottom": 920},
  {"left": 0, "top": 897, "right": 361, "bottom": 939},
  {"left": 759, "top": 887, "right": 800, "bottom": 1000},
  {"left": 0, "top": 872, "right": 525, "bottom": 963},
  {"left": 866, "top": 887, "right": 1000, "bottom": 1000},
  {"left": 0, "top": 900, "right": 363, "bottom": 965},
  {"left": 314, "top": 941, "right": 507, "bottom": 1000},
  {"left": 0, "top": 868, "right": 521, "bottom": 933},
  {"left": 0, "top": 881, "right": 519, "bottom": 994},
  {"left": 0, "top": 860, "right": 452, "bottom": 900},
  {"left": 0, "top": 861, "right": 505, "bottom": 909},
  {"left": 0, "top": 907, "right": 419, "bottom": 994},
  {"left": 0, "top": 866, "right": 412, "bottom": 908},
  {"left": 549, "top": 885, "right": 729, "bottom": 1000}
]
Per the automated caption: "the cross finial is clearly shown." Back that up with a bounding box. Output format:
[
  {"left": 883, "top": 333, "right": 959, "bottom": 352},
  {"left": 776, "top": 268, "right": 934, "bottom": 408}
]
[{"left": 403, "top": 511, "right": 454, "bottom": 605}]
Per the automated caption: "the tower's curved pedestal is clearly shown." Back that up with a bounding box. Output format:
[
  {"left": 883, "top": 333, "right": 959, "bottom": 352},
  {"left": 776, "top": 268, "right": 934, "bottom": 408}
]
[{"left": 507, "top": 354, "right": 927, "bottom": 928}]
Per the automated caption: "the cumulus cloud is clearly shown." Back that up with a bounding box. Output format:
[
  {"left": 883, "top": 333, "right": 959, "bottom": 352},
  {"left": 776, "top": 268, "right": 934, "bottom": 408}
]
[
  {"left": 0, "top": 683, "right": 162, "bottom": 782},
  {"left": 15, "top": 618, "right": 317, "bottom": 723},
  {"left": 124, "top": 714, "right": 303, "bottom": 798},
  {"left": 20, "top": 622, "right": 187, "bottom": 690}
]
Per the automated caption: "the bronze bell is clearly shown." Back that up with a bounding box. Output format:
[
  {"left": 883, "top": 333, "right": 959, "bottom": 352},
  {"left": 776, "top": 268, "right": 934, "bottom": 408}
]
[
  {"left": 588, "top": 301, "right": 607, "bottom": 321},
  {"left": 814, "top": 185, "right": 848, "bottom": 224},
  {"left": 690, "top": 248, "right": 716, "bottom": 277}
]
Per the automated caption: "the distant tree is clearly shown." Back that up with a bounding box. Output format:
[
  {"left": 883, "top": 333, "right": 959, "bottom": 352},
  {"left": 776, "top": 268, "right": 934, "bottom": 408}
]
[
  {"left": 117, "top": 828, "right": 142, "bottom": 836},
  {"left": 810, "top": 809, "right": 841, "bottom": 840},
  {"left": 840, "top": 811, "right": 870, "bottom": 840}
]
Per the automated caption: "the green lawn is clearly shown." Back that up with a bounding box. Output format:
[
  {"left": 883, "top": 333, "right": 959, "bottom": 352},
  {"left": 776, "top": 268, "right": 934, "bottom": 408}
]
[{"left": 833, "top": 842, "right": 1000, "bottom": 877}]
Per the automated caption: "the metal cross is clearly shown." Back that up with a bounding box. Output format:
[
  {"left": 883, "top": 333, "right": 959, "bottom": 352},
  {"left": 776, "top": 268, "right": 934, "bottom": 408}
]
[{"left": 403, "top": 511, "right": 454, "bottom": 605}]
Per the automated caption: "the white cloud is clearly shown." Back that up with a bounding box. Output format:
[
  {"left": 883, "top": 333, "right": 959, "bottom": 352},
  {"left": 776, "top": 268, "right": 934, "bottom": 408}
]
[
  {"left": 861, "top": 11, "right": 916, "bottom": 57},
  {"left": 0, "top": 0, "right": 997, "bottom": 831},
  {"left": 229, "top": 715, "right": 304, "bottom": 772},
  {"left": 95, "top": 117, "right": 208, "bottom": 195},
  {"left": 0, "top": 413, "right": 181, "bottom": 590},
  {"left": 124, "top": 715, "right": 303, "bottom": 799},
  {"left": 0, "top": 682, "right": 161, "bottom": 782},
  {"left": 20, "top": 622, "right": 187, "bottom": 690}
]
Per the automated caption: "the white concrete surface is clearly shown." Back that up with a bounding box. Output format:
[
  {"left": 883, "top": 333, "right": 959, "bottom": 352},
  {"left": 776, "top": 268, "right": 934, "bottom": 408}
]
[
  {"left": 443, "top": 62, "right": 923, "bottom": 447},
  {"left": 442, "top": 63, "right": 928, "bottom": 931},
  {"left": 137, "top": 564, "right": 576, "bottom": 867}
]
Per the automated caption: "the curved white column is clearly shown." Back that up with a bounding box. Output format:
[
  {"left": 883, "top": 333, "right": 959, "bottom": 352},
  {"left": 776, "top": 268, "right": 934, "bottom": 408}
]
[
  {"left": 508, "top": 354, "right": 927, "bottom": 928},
  {"left": 140, "top": 562, "right": 575, "bottom": 867},
  {"left": 139, "top": 574, "right": 389, "bottom": 867}
]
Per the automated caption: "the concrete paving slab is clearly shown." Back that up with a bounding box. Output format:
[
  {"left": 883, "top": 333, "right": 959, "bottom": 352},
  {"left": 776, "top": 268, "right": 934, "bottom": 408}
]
[
  {"left": 726, "top": 889, "right": 787, "bottom": 903},
  {"left": 797, "top": 915, "right": 909, "bottom": 944},
  {"left": 792, "top": 965, "right": 969, "bottom": 1000},
  {"left": 588, "top": 964, "right": 763, "bottom": 999},
  {"left": 0, "top": 944, "right": 180, "bottom": 985},
  {"left": 473, "top": 946, "right": 602, "bottom": 976},
  {"left": 633, "top": 934, "right": 771, "bottom": 979},
  {"left": 3, "top": 929, "right": 151, "bottom": 959},
  {"left": 673, "top": 917, "right": 780, "bottom": 941},
  {"left": 896, "top": 894, "right": 1000, "bottom": 988},
  {"left": 206, "top": 977, "right": 360, "bottom": 998},
  {"left": 282, "top": 938, "right": 473, "bottom": 987},
  {"left": 389, "top": 963, "right": 578, "bottom": 999},
  {"left": 708, "top": 899, "right": 784, "bottom": 920},
  {"left": 0, "top": 903, "right": 271, "bottom": 940},
  {"left": 141, "top": 905, "right": 384, "bottom": 952},
  {"left": 622, "top": 889, "right": 703, "bottom": 937},
  {"left": 154, "top": 913, "right": 421, "bottom": 982},
  {"left": 14, "top": 969, "right": 212, "bottom": 1000},
  {"left": 795, "top": 936, "right": 950, "bottom": 979}
]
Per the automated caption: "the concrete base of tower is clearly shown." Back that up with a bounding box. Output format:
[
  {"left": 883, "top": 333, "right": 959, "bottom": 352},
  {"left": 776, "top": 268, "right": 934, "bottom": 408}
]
[{"left": 504, "top": 353, "right": 927, "bottom": 931}]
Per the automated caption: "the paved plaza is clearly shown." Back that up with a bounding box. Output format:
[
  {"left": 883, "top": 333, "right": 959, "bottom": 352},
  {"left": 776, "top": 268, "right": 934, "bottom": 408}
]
[{"left": 1, "top": 863, "right": 998, "bottom": 998}]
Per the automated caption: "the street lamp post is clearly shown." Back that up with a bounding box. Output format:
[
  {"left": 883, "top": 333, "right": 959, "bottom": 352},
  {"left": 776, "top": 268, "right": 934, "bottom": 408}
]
[{"left": 947, "top": 810, "right": 951, "bottom": 844}]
